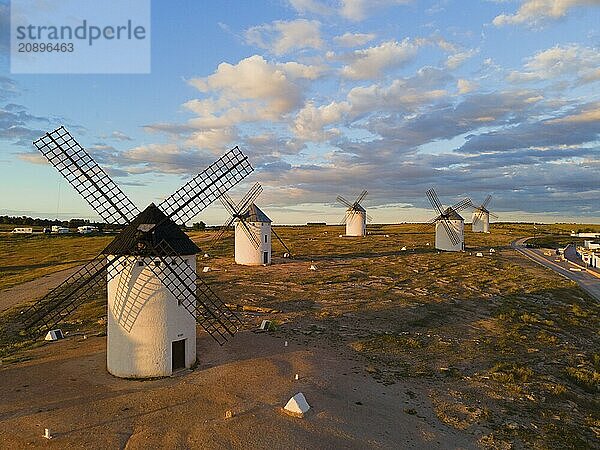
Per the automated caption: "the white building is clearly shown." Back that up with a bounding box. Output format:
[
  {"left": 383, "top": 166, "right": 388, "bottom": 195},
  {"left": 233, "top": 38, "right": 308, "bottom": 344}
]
[
  {"left": 583, "top": 240, "right": 600, "bottom": 250},
  {"left": 104, "top": 204, "right": 199, "bottom": 378},
  {"left": 345, "top": 205, "right": 366, "bottom": 237},
  {"left": 51, "top": 225, "right": 69, "bottom": 234},
  {"left": 435, "top": 208, "right": 465, "bottom": 252},
  {"left": 571, "top": 232, "right": 600, "bottom": 238},
  {"left": 471, "top": 210, "right": 490, "bottom": 233},
  {"left": 235, "top": 204, "right": 272, "bottom": 266}
]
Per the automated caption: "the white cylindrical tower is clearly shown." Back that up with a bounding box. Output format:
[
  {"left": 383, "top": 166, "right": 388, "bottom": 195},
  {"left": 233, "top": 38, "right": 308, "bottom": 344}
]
[
  {"left": 472, "top": 211, "right": 490, "bottom": 233},
  {"left": 435, "top": 209, "right": 465, "bottom": 252},
  {"left": 102, "top": 203, "right": 200, "bottom": 379},
  {"left": 107, "top": 255, "right": 197, "bottom": 378},
  {"left": 346, "top": 208, "right": 366, "bottom": 236},
  {"left": 234, "top": 204, "right": 272, "bottom": 266}
]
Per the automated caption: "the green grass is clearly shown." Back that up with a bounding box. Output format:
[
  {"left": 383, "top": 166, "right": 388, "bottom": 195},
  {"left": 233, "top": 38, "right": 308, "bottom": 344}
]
[{"left": 0, "top": 233, "right": 113, "bottom": 290}]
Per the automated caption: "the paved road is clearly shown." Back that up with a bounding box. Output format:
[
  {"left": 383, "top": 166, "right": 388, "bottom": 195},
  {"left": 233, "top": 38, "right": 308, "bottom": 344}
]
[{"left": 512, "top": 237, "right": 600, "bottom": 301}]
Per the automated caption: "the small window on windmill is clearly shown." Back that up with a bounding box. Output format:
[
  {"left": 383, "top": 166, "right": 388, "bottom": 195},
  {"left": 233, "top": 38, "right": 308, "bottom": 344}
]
[
  {"left": 138, "top": 260, "right": 144, "bottom": 267},
  {"left": 154, "top": 260, "right": 161, "bottom": 267},
  {"left": 171, "top": 259, "right": 177, "bottom": 266},
  {"left": 264, "top": 234, "right": 268, "bottom": 243}
]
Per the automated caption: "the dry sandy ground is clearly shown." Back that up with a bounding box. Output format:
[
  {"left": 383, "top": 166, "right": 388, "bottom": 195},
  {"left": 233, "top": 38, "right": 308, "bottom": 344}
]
[
  {"left": 0, "top": 331, "right": 478, "bottom": 449},
  {"left": 0, "top": 266, "right": 80, "bottom": 314}
]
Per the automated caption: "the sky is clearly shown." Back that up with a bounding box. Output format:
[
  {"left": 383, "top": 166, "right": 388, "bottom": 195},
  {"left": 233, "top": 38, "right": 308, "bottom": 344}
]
[{"left": 0, "top": 0, "right": 599, "bottom": 225}]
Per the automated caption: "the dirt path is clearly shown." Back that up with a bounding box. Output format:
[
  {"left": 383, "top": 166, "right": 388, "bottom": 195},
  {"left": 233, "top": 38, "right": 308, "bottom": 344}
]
[
  {"left": 0, "top": 331, "right": 478, "bottom": 449},
  {"left": 0, "top": 266, "right": 80, "bottom": 314}
]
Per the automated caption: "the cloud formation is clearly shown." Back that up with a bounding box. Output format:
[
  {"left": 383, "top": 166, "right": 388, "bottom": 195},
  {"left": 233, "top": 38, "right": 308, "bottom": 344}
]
[
  {"left": 493, "top": 0, "right": 600, "bottom": 27},
  {"left": 340, "top": 39, "right": 422, "bottom": 79},
  {"left": 245, "top": 19, "right": 324, "bottom": 55}
]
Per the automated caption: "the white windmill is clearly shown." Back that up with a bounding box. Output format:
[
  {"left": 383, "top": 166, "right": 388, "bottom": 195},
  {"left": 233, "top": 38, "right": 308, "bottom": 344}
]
[
  {"left": 22, "top": 127, "right": 252, "bottom": 378},
  {"left": 336, "top": 190, "right": 372, "bottom": 237},
  {"left": 212, "top": 183, "right": 292, "bottom": 266},
  {"left": 471, "top": 195, "right": 498, "bottom": 233},
  {"left": 425, "top": 188, "right": 472, "bottom": 252}
]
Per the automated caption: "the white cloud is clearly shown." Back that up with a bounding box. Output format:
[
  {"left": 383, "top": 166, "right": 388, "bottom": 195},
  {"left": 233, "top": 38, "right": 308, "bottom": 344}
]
[
  {"left": 288, "top": 0, "right": 334, "bottom": 15},
  {"left": 288, "top": 0, "right": 412, "bottom": 21},
  {"left": 340, "top": 0, "right": 412, "bottom": 21},
  {"left": 508, "top": 44, "right": 600, "bottom": 85},
  {"left": 341, "top": 39, "right": 421, "bottom": 80},
  {"left": 293, "top": 67, "right": 451, "bottom": 142},
  {"left": 493, "top": 0, "right": 600, "bottom": 27},
  {"left": 445, "top": 49, "right": 478, "bottom": 69},
  {"left": 333, "top": 32, "right": 376, "bottom": 47},
  {"left": 294, "top": 101, "right": 351, "bottom": 141},
  {"left": 457, "top": 79, "right": 477, "bottom": 94},
  {"left": 185, "top": 127, "right": 239, "bottom": 152},
  {"left": 109, "top": 131, "right": 132, "bottom": 141},
  {"left": 245, "top": 19, "right": 323, "bottom": 55},
  {"left": 547, "top": 101, "right": 600, "bottom": 123},
  {"left": 188, "top": 55, "right": 318, "bottom": 120}
]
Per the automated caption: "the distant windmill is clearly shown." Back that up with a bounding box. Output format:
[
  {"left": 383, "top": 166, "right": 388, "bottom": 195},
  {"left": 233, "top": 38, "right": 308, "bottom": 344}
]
[
  {"left": 337, "top": 190, "right": 372, "bottom": 237},
  {"left": 425, "top": 188, "right": 471, "bottom": 252},
  {"left": 471, "top": 195, "right": 498, "bottom": 233},
  {"left": 21, "top": 126, "right": 253, "bottom": 378},
  {"left": 211, "top": 182, "right": 292, "bottom": 265}
]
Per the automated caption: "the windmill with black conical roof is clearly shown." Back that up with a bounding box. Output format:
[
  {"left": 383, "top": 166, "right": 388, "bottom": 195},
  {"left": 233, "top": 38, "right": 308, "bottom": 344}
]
[
  {"left": 471, "top": 195, "right": 498, "bottom": 233},
  {"left": 336, "top": 190, "right": 372, "bottom": 237},
  {"left": 425, "top": 188, "right": 472, "bottom": 252},
  {"left": 211, "top": 182, "right": 292, "bottom": 265},
  {"left": 21, "top": 126, "right": 253, "bottom": 378}
]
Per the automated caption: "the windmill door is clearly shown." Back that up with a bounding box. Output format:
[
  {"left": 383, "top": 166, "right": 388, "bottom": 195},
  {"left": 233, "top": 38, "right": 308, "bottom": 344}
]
[
  {"left": 172, "top": 339, "right": 186, "bottom": 371},
  {"left": 263, "top": 251, "right": 269, "bottom": 264}
]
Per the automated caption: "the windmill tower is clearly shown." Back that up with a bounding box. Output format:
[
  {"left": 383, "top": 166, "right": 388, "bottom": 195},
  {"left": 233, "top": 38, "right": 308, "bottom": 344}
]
[
  {"left": 425, "top": 188, "right": 471, "bottom": 252},
  {"left": 21, "top": 126, "right": 253, "bottom": 378},
  {"left": 471, "top": 195, "right": 498, "bottom": 233},
  {"left": 212, "top": 183, "right": 292, "bottom": 265},
  {"left": 337, "top": 190, "right": 372, "bottom": 237}
]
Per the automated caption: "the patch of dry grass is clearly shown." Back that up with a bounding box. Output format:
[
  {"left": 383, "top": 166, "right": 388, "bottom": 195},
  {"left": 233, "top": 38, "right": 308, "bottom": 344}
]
[
  {"left": 0, "top": 233, "right": 113, "bottom": 290},
  {"left": 1, "top": 222, "right": 599, "bottom": 448}
]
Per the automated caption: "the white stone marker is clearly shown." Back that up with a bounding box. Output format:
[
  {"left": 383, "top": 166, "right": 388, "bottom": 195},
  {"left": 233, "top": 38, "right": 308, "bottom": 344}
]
[{"left": 284, "top": 392, "right": 310, "bottom": 418}]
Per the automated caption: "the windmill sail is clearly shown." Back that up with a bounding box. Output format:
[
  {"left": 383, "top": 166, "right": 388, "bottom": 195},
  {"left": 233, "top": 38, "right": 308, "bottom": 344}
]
[
  {"left": 20, "top": 253, "right": 129, "bottom": 334},
  {"left": 159, "top": 146, "right": 253, "bottom": 225},
  {"left": 425, "top": 188, "right": 469, "bottom": 247},
  {"left": 34, "top": 127, "right": 139, "bottom": 225},
  {"left": 147, "top": 239, "right": 241, "bottom": 345}
]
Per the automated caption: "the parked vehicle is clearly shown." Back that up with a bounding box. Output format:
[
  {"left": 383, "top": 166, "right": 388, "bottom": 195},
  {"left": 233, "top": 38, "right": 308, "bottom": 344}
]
[
  {"left": 77, "top": 225, "right": 98, "bottom": 234},
  {"left": 51, "top": 226, "right": 70, "bottom": 234},
  {"left": 11, "top": 227, "right": 33, "bottom": 234}
]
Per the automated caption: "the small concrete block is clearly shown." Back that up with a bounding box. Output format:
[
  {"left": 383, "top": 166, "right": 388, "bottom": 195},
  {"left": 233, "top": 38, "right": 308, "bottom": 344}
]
[
  {"left": 309, "top": 265, "right": 317, "bottom": 271},
  {"left": 401, "top": 246, "right": 407, "bottom": 251},
  {"left": 284, "top": 392, "right": 310, "bottom": 418},
  {"left": 43, "top": 428, "right": 52, "bottom": 439},
  {"left": 202, "top": 266, "right": 210, "bottom": 273},
  {"left": 225, "top": 410, "right": 233, "bottom": 419},
  {"left": 260, "top": 320, "right": 272, "bottom": 330},
  {"left": 476, "top": 252, "right": 483, "bottom": 257},
  {"left": 44, "top": 329, "right": 64, "bottom": 341}
]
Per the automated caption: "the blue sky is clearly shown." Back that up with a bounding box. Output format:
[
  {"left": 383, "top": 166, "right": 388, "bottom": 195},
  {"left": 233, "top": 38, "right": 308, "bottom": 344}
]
[{"left": 0, "top": 0, "right": 599, "bottom": 225}]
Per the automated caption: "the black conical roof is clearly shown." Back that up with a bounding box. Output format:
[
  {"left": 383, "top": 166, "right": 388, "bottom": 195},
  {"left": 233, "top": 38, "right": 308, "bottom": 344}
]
[
  {"left": 442, "top": 207, "right": 464, "bottom": 221},
  {"left": 102, "top": 203, "right": 200, "bottom": 256},
  {"left": 242, "top": 204, "right": 271, "bottom": 223}
]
